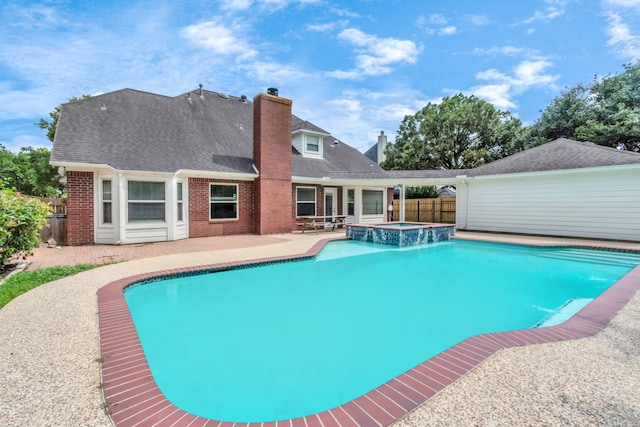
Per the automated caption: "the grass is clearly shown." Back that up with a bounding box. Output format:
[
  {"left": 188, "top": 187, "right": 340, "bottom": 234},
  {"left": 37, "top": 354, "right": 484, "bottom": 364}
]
[{"left": 0, "top": 264, "right": 102, "bottom": 309}]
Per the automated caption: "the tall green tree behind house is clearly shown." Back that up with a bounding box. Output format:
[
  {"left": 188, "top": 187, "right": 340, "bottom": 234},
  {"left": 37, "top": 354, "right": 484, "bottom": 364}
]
[
  {"left": 0, "top": 145, "right": 63, "bottom": 197},
  {"left": 382, "top": 94, "right": 523, "bottom": 170},
  {"left": 527, "top": 62, "right": 640, "bottom": 152}
]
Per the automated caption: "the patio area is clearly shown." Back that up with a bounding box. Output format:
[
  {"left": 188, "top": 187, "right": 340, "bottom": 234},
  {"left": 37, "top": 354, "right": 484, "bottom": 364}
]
[{"left": 1, "top": 231, "right": 639, "bottom": 426}]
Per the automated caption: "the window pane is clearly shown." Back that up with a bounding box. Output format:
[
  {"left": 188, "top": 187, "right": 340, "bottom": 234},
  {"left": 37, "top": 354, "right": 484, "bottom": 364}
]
[
  {"left": 297, "top": 187, "right": 315, "bottom": 202},
  {"left": 128, "top": 181, "right": 165, "bottom": 201},
  {"left": 347, "top": 189, "right": 355, "bottom": 215},
  {"left": 103, "top": 202, "right": 112, "bottom": 224},
  {"left": 306, "top": 135, "right": 320, "bottom": 152},
  {"left": 211, "top": 184, "right": 237, "bottom": 201},
  {"left": 297, "top": 202, "right": 315, "bottom": 216},
  {"left": 211, "top": 202, "right": 237, "bottom": 219},
  {"left": 177, "top": 182, "right": 183, "bottom": 201},
  {"left": 128, "top": 202, "right": 165, "bottom": 221},
  {"left": 362, "top": 190, "right": 383, "bottom": 215},
  {"left": 103, "top": 180, "right": 112, "bottom": 201},
  {"left": 177, "top": 202, "right": 184, "bottom": 222}
]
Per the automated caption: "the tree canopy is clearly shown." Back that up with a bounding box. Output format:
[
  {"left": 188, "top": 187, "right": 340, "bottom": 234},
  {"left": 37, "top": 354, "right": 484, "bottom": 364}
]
[
  {"left": 381, "top": 94, "right": 523, "bottom": 170},
  {"left": 526, "top": 62, "right": 640, "bottom": 152},
  {"left": 0, "top": 145, "right": 64, "bottom": 197}
]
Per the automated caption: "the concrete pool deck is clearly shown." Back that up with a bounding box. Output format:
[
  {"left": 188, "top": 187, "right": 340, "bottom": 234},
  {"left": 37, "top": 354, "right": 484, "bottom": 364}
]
[{"left": 1, "top": 231, "right": 639, "bottom": 426}]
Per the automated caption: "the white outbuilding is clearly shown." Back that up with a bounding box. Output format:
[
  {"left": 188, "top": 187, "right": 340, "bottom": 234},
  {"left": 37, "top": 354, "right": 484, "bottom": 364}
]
[{"left": 455, "top": 138, "right": 640, "bottom": 242}]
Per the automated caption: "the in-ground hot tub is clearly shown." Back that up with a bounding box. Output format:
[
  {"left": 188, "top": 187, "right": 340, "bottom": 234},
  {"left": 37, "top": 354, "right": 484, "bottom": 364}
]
[{"left": 345, "top": 222, "right": 455, "bottom": 246}]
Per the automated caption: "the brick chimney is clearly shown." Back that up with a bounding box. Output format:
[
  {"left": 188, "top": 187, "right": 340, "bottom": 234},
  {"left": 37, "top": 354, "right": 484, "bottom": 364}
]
[{"left": 253, "top": 90, "right": 293, "bottom": 234}]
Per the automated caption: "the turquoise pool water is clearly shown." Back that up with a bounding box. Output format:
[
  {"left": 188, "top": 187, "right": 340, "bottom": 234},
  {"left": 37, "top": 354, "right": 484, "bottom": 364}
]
[{"left": 124, "top": 240, "right": 640, "bottom": 423}]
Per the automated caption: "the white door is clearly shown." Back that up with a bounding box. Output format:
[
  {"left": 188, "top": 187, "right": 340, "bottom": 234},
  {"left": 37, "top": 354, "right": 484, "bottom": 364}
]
[{"left": 324, "top": 188, "right": 337, "bottom": 228}]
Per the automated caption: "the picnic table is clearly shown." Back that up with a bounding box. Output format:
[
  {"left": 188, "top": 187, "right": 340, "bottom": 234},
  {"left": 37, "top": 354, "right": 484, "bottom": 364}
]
[{"left": 296, "top": 215, "right": 347, "bottom": 233}]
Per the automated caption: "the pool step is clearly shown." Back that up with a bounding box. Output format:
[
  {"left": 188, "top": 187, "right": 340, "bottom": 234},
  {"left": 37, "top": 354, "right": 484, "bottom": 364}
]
[
  {"left": 535, "top": 249, "right": 640, "bottom": 268},
  {"left": 534, "top": 298, "right": 593, "bottom": 328}
]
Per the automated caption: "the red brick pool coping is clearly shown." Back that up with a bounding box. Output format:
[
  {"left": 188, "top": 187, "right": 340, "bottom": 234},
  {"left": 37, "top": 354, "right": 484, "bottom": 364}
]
[{"left": 97, "top": 238, "right": 640, "bottom": 427}]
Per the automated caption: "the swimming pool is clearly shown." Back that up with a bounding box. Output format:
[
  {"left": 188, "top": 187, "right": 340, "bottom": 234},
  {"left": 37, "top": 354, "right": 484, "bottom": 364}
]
[{"left": 121, "top": 239, "right": 640, "bottom": 423}]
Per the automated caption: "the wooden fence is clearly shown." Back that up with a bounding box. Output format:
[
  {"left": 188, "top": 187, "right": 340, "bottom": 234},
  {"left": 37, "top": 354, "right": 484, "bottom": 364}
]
[
  {"left": 30, "top": 197, "right": 68, "bottom": 245},
  {"left": 392, "top": 196, "right": 456, "bottom": 223}
]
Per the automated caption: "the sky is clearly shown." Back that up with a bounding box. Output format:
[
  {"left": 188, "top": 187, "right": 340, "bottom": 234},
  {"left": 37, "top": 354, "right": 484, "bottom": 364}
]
[{"left": 1, "top": 0, "right": 640, "bottom": 155}]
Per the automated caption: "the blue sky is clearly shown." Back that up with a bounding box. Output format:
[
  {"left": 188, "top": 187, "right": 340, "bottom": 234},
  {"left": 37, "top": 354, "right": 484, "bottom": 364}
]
[{"left": 1, "top": 0, "right": 640, "bottom": 154}]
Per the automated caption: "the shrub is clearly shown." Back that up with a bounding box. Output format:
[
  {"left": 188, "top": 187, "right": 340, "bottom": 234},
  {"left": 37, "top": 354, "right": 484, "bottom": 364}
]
[{"left": 0, "top": 187, "right": 51, "bottom": 267}]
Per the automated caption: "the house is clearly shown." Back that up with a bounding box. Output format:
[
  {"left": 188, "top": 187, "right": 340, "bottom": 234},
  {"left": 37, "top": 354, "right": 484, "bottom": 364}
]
[
  {"left": 50, "top": 87, "right": 406, "bottom": 245},
  {"left": 51, "top": 87, "right": 640, "bottom": 245}
]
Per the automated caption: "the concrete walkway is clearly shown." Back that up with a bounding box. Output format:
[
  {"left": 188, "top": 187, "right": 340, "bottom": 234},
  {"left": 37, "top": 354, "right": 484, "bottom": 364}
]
[{"left": 1, "top": 230, "right": 639, "bottom": 426}]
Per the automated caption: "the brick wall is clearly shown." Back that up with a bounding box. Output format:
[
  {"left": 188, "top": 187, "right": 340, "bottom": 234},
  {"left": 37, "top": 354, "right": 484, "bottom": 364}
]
[
  {"left": 253, "top": 93, "right": 293, "bottom": 234},
  {"left": 188, "top": 178, "right": 255, "bottom": 237},
  {"left": 66, "top": 171, "right": 94, "bottom": 245}
]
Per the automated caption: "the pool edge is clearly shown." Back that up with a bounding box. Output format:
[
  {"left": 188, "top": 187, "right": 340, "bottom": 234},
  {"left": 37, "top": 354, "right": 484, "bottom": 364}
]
[{"left": 97, "top": 238, "right": 640, "bottom": 427}]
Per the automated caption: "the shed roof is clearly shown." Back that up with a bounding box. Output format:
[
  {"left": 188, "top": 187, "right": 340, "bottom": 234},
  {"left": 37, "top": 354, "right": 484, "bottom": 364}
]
[{"left": 470, "top": 138, "right": 640, "bottom": 176}]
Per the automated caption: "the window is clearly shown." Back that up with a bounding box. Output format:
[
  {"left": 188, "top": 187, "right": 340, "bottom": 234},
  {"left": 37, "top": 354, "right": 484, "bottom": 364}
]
[
  {"left": 362, "top": 190, "right": 383, "bottom": 215},
  {"left": 296, "top": 187, "right": 316, "bottom": 216},
  {"left": 128, "top": 181, "right": 165, "bottom": 222},
  {"left": 347, "top": 189, "right": 355, "bottom": 216},
  {"left": 177, "top": 182, "right": 184, "bottom": 222},
  {"left": 210, "top": 184, "right": 238, "bottom": 220},
  {"left": 305, "top": 135, "right": 320, "bottom": 153},
  {"left": 102, "top": 180, "right": 112, "bottom": 224}
]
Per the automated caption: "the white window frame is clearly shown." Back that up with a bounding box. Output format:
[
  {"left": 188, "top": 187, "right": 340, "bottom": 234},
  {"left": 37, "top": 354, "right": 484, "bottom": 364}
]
[
  {"left": 101, "top": 179, "right": 113, "bottom": 225},
  {"left": 362, "top": 189, "right": 384, "bottom": 215},
  {"left": 303, "top": 134, "right": 323, "bottom": 158},
  {"left": 176, "top": 181, "right": 184, "bottom": 223},
  {"left": 296, "top": 186, "right": 317, "bottom": 217},
  {"left": 346, "top": 188, "right": 355, "bottom": 216},
  {"left": 126, "top": 180, "right": 166, "bottom": 223},
  {"left": 210, "top": 183, "right": 239, "bottom": 221}
]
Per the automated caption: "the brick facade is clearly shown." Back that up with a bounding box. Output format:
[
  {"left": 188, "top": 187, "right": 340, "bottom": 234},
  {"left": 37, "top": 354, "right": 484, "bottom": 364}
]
[
  {"left": 188, "top": 178, "right": 255, "bottom": 237},
  {"left": 253, "top": 93, "right": 293, "bottom": 234},
  {"left": 66, "top": 171, "right": 94, "bottom": 245}
]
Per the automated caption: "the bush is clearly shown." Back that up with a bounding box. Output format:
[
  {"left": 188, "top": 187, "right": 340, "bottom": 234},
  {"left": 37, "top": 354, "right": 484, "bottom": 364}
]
[{"left": 0, "top": 187, "right": 50, "bottom": 267}]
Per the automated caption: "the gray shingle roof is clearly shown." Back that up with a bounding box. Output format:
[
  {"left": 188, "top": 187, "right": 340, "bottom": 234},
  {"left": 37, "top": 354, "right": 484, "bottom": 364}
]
[
  {"left": 52, "top": 89, "right": 257, "bottom": 174},
  {"left": 469, "top": 138, "right": 640, "bottom": 176},
  {"left": 52, "top": 88, "right": 382, "bottom": 177}
]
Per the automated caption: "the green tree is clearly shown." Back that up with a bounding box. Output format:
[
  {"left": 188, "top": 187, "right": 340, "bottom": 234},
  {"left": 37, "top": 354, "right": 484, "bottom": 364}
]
[
  {"left": 382, "top": 94, "right": 522, "bottom": 170},
  {"left": 405, "top": 186, "right": 438, "bottom": 199},
  {"left": 0, "top": 145, "right": 63, "bottom": 197},
  {"left": 527, "top": 62, "right": 640, "bottom": 152}
]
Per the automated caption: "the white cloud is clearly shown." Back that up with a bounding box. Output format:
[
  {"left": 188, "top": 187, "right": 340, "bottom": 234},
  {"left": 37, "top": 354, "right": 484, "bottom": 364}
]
[
  {"left": 331, "top": 7, "right": 360, "bottom": 18},
  {"left": 603, "top": 0, "right": 640, "bottom": 8},
  {"left": 306, "top": 20, "right": 348, "bottom": 33},
  {"left": 468, "top": 84, "right": 516, "bottom": 110},
  {"left": 220, "top": 0, "right": 321, "bottom": 11},
  {"left": 466, "top": 60, "right": 559, "bottom": 111},
  {"left": 521, "top": 0, "right": 567, "bottom": 24},
  {"left": 474, "top": 46, "right": 537, "bottom": 56},
  {"left": 439, "top": 26, "right": 457, "bottom": 36},
  {"left": 464, "top": 14, "right": 490, "bottom": 26},
  {"left": 330, "top": 28, "right": 421, "bottom": 78},
  {"left": 604, "top": 12, "right": 640, "bottom": 60},
  {"left": 180, "top": 19, "right": 258, "bottom": 59},
  {"left": 417, "top": 14, "right": 457, "bottom": 36}
]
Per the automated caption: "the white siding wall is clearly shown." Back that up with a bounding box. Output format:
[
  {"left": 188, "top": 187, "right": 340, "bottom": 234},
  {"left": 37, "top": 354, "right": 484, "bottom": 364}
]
[{"left": 459, "top": 166, "right": 640, "bottom": 241}]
